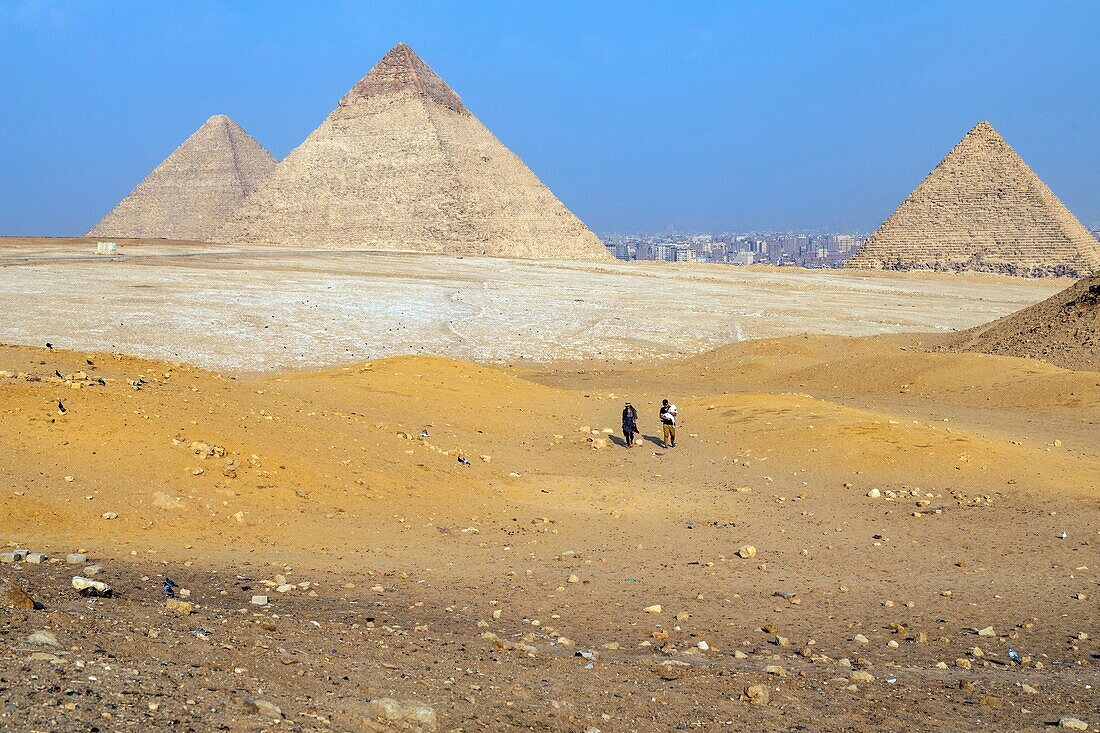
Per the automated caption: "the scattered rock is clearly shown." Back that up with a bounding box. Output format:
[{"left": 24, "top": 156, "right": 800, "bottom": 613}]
[
  {"left": 740, "top": 684, "right": 769, "bottom": 706},
  {"left": 72, "top": 576, "right": 113, "bottom": 597},
  {"left": 1057, "top": 718, "right": 1088, "bottom": 730},
  {"left": 102, "top": 512, "right": 118, "bottom": 520},
  {"left": 737, "top": 545, "right": 757, "bottom": 559},
  {"left": 853, "top": 634, "right": 869, "bottom": 644},
  {"left": 850, "top": 671, "right": 875, "bottom": 682},
  {"left": 165, "top": 598, "right": 193, "bottom": 615},
  {"left": 251, "top": 595, "right": 269, "bottom": 606},
  {"left": 66, "top": 553, "right": 88, "bottom": 565},
  {"left": 25, "top": 552, "right": 47, "bottom": 564},
  {"left": 26, "top": 630, "right": 59, "bottom": 647},
  {"left": 764, "top": 665, "right": 786, "bottom": 676},
  {"left": 977, "top": 626, "right": 996, "bottom": 637},
  {"left": 1, "top": 585, "right": 37, "bottom": 610},
  {"left": 366, "top": 697, "right": 438, "bottom": 731},
  {"left": 644, "top": 604, "right": 662, "bottom": 614},
  {"left": 236, "top": 696, "right": 283, "bottom": 719}
]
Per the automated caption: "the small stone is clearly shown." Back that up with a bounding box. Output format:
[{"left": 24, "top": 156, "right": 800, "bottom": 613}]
[
  {"left": 697, "top": 641, "right": 709, "bottom": 651},
  {"left": 955, "top": 658, "right": 972, "bottom": 670},
  {"left": 25, "top": 552, "right": 47, "bottom": 564},
  {"left": 1, "top": 585, "right": 37, "bottom": 610},
  {"left": 1021, "top": 683, "right": 1039, "bottom": 694},
  {"left": 102, "top": 512, "right": 118, "bottom": 520},
  {"left": 66, "top": 553, "right": 88, "bottom": 565},
  {"left": 27, "top": 630, "right": 59, "bottom": 647},
  {"left": 368, "top": 697, "right": 438, "bottom": 731},
  {"left": 255, "top": 700, "right": 282, "bottom": 719},
  {"left": 72, "top": 576, "right": 112, "bottom": 597},
  {"left": 764, "top": 664, "right": 786, "bottom": 676},
  {"left": 251, "top": 595, "right": 269, "bottom": 606},
  {"left": 733, "top": 650, "right": 749, "bottom": 659},
  {"left": 567, "top": 574, "right": 579, "bottom": 584},
  {"left": 1058, "top": 718, "right": 1088, "bottom": 730},
  {"left": 977, "top": 626, "right": 995, "bottom": 637},
  {"left": 644, "top": 604, "right": 662, "bottom": 614},
  {"left": 887, "top": 640, "right": 899, "bottom": 649},
  {"left": 867, "top": 489, "right": 881, "bottom": 498},
  {"left": 0, "top": 553, "right": 16, "bottom": 564},
  {"left": 853, "top": 634, "right": 869, "bottom": 644},
  {"left": 737, "top": 545, "right": 757, "bottom": 559},
  {"left": 978, "top": 696, "right": 1002, "bottom": 708},
  {"left": 83, "top": 565, "right": 103, "bottom": 576},
  {"left": 850, "top": 671, "right": 875, "bottom": 682},
  {"left": 741, "top": 684, "right": 769, "bottom": 706},
  {"left": 165, "top": 598, "right": 193, "bottom": 616}
]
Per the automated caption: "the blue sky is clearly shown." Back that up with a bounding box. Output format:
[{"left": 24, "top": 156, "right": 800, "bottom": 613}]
[{"left": 1, "top": 0, "right": 1098, "bottom": 236}]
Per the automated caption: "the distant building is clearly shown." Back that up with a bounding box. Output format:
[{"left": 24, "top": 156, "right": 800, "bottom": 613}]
[{"left": 729, "top": 251, "right": 754, "bottom": 265}]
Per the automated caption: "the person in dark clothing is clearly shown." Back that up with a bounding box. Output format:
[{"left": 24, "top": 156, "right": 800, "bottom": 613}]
[{"left": 621, "top": 401, "right": 639, "bottom": 448}]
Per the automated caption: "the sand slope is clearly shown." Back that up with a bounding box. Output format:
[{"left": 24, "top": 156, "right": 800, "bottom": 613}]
[
  {"left": 2, "top": 337, "right": 1098, "bottom": 731},
  {"left": 936, "top": 275, "right": 1100, "bottom": 370}
]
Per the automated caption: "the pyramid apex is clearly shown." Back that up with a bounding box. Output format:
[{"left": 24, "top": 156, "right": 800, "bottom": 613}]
[
  {"left": 966, "top": 120, "right": 1003, "bottom": 140},
  {"left": 339, "top": 43, "right": 467, "bottom": 114}
]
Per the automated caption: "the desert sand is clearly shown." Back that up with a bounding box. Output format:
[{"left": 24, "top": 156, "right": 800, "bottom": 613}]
[{"left": 1, "top": 245, "right": 1097, "bottom": 731}]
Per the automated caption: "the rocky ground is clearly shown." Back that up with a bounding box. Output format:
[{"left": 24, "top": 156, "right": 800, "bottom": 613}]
[{"left": 1, "top": 324, "right": 1097, "bottom": 731}]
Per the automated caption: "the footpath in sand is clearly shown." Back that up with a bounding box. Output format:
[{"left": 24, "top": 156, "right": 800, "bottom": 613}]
[{"left": 1, "top": 333, "right": 1097, "bottom": 731}]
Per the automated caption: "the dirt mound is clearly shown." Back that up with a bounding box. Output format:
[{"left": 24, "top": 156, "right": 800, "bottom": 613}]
[{"left": 936, "top": 276, "right": 1100, "bottom": 370}]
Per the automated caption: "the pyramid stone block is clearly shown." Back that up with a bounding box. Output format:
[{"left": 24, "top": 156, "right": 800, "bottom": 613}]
[
  {"left": 215, "top": 43, "right": 609, "bottom": 261},
  {"left": 849, "top": 121, "right": 1100, "bottom": 277},
  {"left": 88, "top": 115, "right": 277, "bottom": 241}
]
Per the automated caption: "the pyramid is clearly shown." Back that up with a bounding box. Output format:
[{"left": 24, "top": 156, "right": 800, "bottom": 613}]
[
  {"left": 215, "top": 43, "right": 609, "bottom": 261},
  {"left": 849, "top": 121, "right": 1100, "bottom": 277},
  {"left": 88, "top": 115, "right": 277, "bottom": 241}
]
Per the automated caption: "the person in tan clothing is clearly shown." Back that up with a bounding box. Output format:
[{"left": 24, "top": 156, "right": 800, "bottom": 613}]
[{"left": 659, "top": 399, "right": 677, "bottom": 448}]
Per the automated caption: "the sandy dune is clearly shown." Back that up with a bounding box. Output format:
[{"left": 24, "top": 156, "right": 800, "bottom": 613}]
[{"left": 1, "top": 328, "right": 1097, "bottom": 730}]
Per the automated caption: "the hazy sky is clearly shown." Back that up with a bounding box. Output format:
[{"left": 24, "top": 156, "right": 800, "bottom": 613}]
[{"left": 2, "top": 0, "right": 1098, "bottom": 236}]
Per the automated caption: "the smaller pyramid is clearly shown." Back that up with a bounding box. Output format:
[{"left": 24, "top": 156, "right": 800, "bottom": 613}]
[
  {"left": 88, "top": 115, "right": 277, "bottom": 241},
  {"left": 849, "top": 121, "right": 1100, "bottom": 277}
]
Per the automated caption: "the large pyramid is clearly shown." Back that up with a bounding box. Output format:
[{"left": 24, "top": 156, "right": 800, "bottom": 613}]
[
  {"left": 88, "top": 115, "right": 277, "bottom": 241},
  {"left": 215, "top": 43, "right": 609, "bottom": 261},
  {"left": 849, "top": 121, "right": 1100, "bottom": 277}
]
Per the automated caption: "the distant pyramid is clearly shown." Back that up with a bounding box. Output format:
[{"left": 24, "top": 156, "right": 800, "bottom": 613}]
[
  {"left": 215, "top": 43, "right": 609, "bottom": 261},
  {"left": 88, "top": 115, "right": 277, "bottom": 241},
  {"left": 849, "top": 121, "right": 1100, "bottom": 277}
]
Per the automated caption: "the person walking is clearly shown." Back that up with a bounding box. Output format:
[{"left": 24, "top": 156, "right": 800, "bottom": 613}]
[
  {"left": 659, "top": 399, "right": 677, "bottom": 448},
  {"left": 621, "top": 401, "right": 639, "bottom": 448}
]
